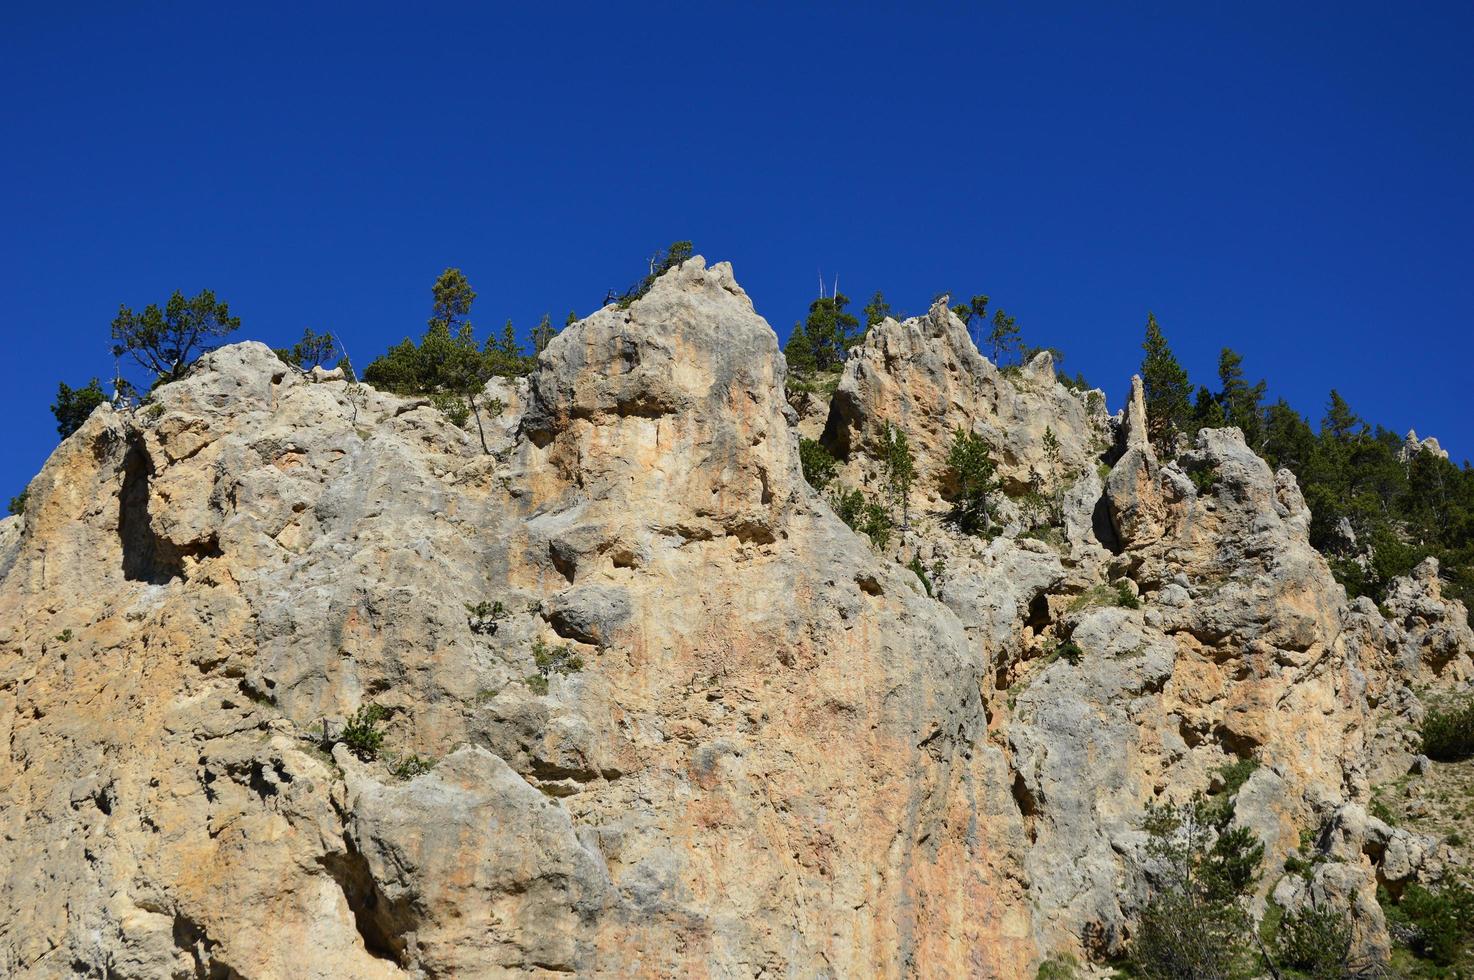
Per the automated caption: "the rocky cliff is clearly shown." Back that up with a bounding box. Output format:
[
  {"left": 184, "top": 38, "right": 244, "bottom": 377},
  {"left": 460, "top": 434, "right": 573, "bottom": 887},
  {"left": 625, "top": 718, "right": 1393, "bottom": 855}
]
[{"left": 1, "top": 259, "right": 1469, "bottom": 977}]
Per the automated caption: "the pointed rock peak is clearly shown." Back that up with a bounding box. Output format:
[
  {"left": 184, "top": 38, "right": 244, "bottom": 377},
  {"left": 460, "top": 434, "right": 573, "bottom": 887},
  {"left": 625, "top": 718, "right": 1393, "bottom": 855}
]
[
  {"left": 524, "top": 254, "right": 783, "bottom": 448},
  {"left": 1123, "top": 374, "right": 1149, "bottom": 450},
  {"left": 633, "top": 254, "right": 751, "bottom": 309},
  {"left": 1024, "top": 348, "right": 1056, "bottom": 378},
  {"left": 1399, "top": 428, "right": 1448, "bottom": 461}
]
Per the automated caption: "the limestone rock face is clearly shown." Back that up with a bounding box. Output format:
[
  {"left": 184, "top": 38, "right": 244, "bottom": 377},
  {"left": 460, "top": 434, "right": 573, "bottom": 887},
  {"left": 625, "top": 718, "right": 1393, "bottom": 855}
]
[
  {"left": 0, "top": 258, "right": 1467, "bottom": 978},
  {"left": 823, "top": 297, "right": 1112, "bottom": 496},
  {"left": 1381, "top": 557, "right": 1474, "bottom": 683},
  {"left": 0, "top": 260, "right": 1030, "bottom": 978},
  {"left": 816, "top": 301, "right": 1459, "bottom": 965},
  {"left": 0, "top": 514, "right": 19, "bottom": 578}
]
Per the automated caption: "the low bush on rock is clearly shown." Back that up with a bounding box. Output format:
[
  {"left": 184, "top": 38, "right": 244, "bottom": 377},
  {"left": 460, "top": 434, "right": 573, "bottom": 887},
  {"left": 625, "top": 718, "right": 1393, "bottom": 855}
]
[
  {"left": 1268, "top": 904, "right": 1358, "bottom": 979},
  {"left": 339, "top": 704, "right": 387, "bottom": 761},
  {"left": 945, "top": 427, "right": 1001, "bottom": 534},
  {"left": 524, "top": 638, "right": 584, "bottom": 696},
  {"left": 1382, "top": 881, "right": 1474, "bottom": 971},
  {"left": 907, "top": 556, "right": 934, "bottom": 597},
  {"left": 1128, "top": 794, "right": 1264, "bottom": 979},
  {"left": 388, "top": 754, "right": 434, "bottom": 780},
  {"left": 799, "top": 437, "right": 838, "bottom": 490},
  {"left": 828, "top": 485, "right": 892, "bottom": 549},
  {"left": 1421, "top": 695, "right": 1474, "bottom": 761},
  {"left": 465, "top": 599, "right": 507, "bottom": 636}
]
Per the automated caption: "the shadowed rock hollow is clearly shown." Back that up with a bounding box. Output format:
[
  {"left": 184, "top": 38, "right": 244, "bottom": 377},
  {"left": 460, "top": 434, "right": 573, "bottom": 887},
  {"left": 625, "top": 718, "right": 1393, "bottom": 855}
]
[{"left": 0, "top": 258, "right": 1469, "bottom": 977}]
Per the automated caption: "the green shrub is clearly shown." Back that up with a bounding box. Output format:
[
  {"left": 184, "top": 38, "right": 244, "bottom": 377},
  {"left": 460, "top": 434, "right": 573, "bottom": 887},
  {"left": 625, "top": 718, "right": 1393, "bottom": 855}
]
[
  {"left": 1019, "top": 525, "right": 1068, "bottom": 553},
  {"left": 828, "top": 484, "right": 893, "bottom": 550},
  {"left": 431, "top": 391, "right": 471, "bottom": 427},
  {"left": 52, "top": 378, "right": 108, "bottom": 439},
  {"left": 1128, "top": 795, "right": 1264, "bottom": 980},
  {"left": 786, "top": 369, "right": 843, "bottom": 397},
  {"left": 1270, "top": 904, "right": 1357, "bottom": 979},
  {"left": 799, "top": 437, "right": 838, "bottom": 490},
  {"left": 1055, "top": 640, "right": 1084, "bottom": 665},
  {"left": 1391, "top": 882, "right": 1474, "bottom": 967},
  {"left": 1203, "top": 757, "right": 1259, "bottom": 828},
  {"left": 7, "top": 490, "right": 27, "bottom": 516},
  {"left": 1016, "top": 489, "right": 1051, "bottom": 528},
  {"left": 945, "top": 427, "right": 1001, "bottom": 534},
  {"left": 465, "top": 599, "right": 507, "bottom": 636},
  {"left": 616, "top": 241, "right": 694, "bottom": 308},
  {"left": 907, "top": 556, "right": 934, "bottom": 597},
  {"left": 1369, "top": 794, "right": 1399, "bottom": 826},
  {"left": 1421, "top": 695, "right": 1474, "bottom": 761},
  {"left": 388, "top": 754, "right": 434, "bottom": 779},
  {"left": 1217, "top": 757, "right": 1259, "bottom": 798},
  {"left": 1188, "top": 464, "right": 1218, "bottom": 496},
  {"left": 340, "top": 704, "right": 387, "bottom": 761},
  {"left": 532, "top": 638, "right": 584, "bottom": 676},
  {"left": 1068, "top": 582, "right": 1142, "bottom": 612},
  {"left": 524, "top": 673, "right": 549, "bottom": 695},
  {"left": 1035, "top": 952, "right": 1079, "bottom": 979},
  {"left": 54, "top": 629, "right": 73, "bottom": 643},
  {"left": 273, "top": 327, "right": 339, "bottom": 370}
]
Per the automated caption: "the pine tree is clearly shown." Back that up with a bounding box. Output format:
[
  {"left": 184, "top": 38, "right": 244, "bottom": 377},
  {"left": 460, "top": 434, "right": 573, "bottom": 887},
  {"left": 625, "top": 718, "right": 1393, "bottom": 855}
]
[
  {"left": 111, "top": 289, "right": 241, "bottom": 383},
  {"left": 1140, "top": 313, "right": 1192, "bottom": 456},
  {"left": 1041, "top": 426, "right": 1065, "bottom": 523},
  {"left": 531, "top": 313, "right": 556, "bottom": 354},
  {"left": 429, "top": 268, "right": 476, "bottom": 333},
  {"left": 952, "top": 294, "right": 990, "bottom": 350},
  {"left": 362, "top": 268, "right": 514, "bottom": 453},
  {"left": 1321, "top": 389, "right": 1362, "bottom": 443},
  {"left": 862, "top": 290, "right": 892, "bottom": 329},
  {"left": 1217, "top": 348, "right": 1266, "bottom": 448},
  {"left": 881, "top": 422, "right": 916, "bottom": 529},
  {"left": 946, "top": 428, "right": 1001, "bottom": 534},
  {"left": 1193, "top": 385, "right": 1226, "bottom": 430},
  {"left": 52, "top": 379, "right": 108, "bottom": 438},
  {"left": 783, "top": 322, "right": 817, "bottom": 374},
  {"left": 1261, "top": 399, "right": 1317, "bottom": 474},
  {"left": 986, "top": 308, "right": 1021, "bottom": 364},
  {"left": 804, "top": 294, "right": 860, "bottom": 371},
  {"left": 274, "top": 328, "right": 338, "bottom": 369}
]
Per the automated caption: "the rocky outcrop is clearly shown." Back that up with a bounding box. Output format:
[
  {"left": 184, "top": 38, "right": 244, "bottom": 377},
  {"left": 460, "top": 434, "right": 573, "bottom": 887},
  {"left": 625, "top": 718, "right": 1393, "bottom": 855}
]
[
  {"left": 0, "top": 260, "right": 1031, "bottom": 978},
  {"left": 0, "top": 257, "right": 1468, "bottom": 977},
  {"left": 1382, "top": 557, "right": 1474, "bottom": 683},
  {"left": 823, "top": 297, "right": 1111, "bottom": 497},
  {"left": 1400, "top": 428, "right": 1449, "bottom": 462}
]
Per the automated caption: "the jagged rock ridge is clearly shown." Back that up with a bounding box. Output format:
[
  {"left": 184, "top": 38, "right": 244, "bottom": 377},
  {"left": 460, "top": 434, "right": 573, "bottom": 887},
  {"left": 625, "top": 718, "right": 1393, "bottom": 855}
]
[{"left": 0, "top": 258, "right": 1469, "bottom": 977}]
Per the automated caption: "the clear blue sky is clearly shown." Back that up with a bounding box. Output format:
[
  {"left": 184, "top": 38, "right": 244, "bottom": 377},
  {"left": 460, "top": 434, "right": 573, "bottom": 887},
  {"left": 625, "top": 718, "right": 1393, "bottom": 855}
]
[{"left": 4, "top": 2, "right": 1472, "bottom": 499}]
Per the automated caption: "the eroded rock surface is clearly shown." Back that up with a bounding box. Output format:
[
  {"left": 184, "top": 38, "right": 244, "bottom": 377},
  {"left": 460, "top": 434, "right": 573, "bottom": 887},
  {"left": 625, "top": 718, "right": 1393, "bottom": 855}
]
[{"left": 1, "top": 258, "right": 1468, "bottom": 978}]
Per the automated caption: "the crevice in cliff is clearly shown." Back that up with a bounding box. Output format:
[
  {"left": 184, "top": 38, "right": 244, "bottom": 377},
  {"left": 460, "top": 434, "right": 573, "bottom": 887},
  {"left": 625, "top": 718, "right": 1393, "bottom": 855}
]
[
  {"left": 319, "top": 841, "right": 414, "bottom": 967},
  {"left": 1010, "top": 770, "right": 1040, "bottom": 843},
  {"left": 119, "top": 435, "right": 222, "bottom": 582},
  {"left": 119, "top": 436, "right": 184, "bottom": 583},
  {"left": 172, "top": 912, "right": 243, "bottom": 979},
  {"left": 1092, "top": 493, "right": 1123, "bottom": 555}
]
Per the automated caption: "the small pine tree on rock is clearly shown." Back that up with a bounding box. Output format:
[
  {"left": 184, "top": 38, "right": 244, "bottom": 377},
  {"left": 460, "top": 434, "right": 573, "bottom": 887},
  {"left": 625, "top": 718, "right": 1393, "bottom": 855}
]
[{"left": 1140, "top": 312, "right": 1192, "bottom": 456}]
